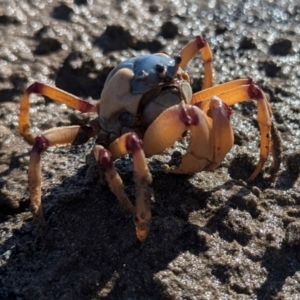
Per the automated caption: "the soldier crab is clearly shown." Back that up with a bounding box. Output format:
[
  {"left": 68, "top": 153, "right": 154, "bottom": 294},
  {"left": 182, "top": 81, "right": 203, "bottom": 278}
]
[{"left": 19, "top": 36, "right": 280, "bottom": 241}]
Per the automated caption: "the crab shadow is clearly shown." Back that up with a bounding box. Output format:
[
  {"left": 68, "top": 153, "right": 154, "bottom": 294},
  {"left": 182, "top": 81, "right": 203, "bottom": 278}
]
[
  {"left": 0, "top": 153, "right": 210, "bottom": 298},
  {"left": 0, "top": 151, "right": 30, "bottom": 216},
  {"left": 274, "top": 166, "right": 300, "bottom": 191},
  {"left": 0, "top": 150, "right": 298, "bottom": 299},
  {"left": 256, "top": 243, "right": 300, "bottom": 299}
]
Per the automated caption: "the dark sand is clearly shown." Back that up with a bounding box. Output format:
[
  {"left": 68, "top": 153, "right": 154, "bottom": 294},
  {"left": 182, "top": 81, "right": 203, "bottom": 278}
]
[{"left": 1, "top": 0, "right": 300, "bottom": 299}]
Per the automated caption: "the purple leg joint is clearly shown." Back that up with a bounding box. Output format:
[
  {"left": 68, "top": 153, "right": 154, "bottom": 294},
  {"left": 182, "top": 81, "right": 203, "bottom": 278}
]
[
  {"left": 179, "top": 105, "right": 199, "bottom": 126},
  {"left": 98, "top": 149, "right": 113, "bottom": 172},
  {"left": 126, "top": 133, "right": 143, "bottom": 154},
  {"left": 32, "top": 134, "right": 49, "bottom": 154},
  {"left": 196, "top": 35, "right": 207, "bottom": 49},
  {"left": 248, "top": 80, "right": 264, "bottom": 100}
]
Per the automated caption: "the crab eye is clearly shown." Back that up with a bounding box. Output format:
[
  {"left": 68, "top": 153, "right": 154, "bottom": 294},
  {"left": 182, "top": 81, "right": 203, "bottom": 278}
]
[
  {"left": 174, "top": 54, "right": 182, "bottom": 65},
  {"left": 156, "top": 63, "right": 165, "bottom": 73},
  {"left": 118, "top": 111, "right": 134, "bottom": 127},
  {"left": 156, "top": 63, "right": 167, "bottom": 79}
]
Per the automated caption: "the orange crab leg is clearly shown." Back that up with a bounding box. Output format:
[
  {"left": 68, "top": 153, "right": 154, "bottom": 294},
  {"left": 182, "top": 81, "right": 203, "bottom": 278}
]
[
  {"left": 19, "top": 82, "right": 97, "bottom": 144},
  {"left": 206, "top": 97, "right": 234, "bottom": 171},
  {"left": 194, "top": 80, "right": 274, "bottom": 181},
  {"left": 94, "top": 145, "right": 135, "bottom": 215},
  {"left": 180, "top": 36, "right": 214, "bottom": 89},
  {"left": 191, "top": 78, "right": 251, "bottom": 106},
  {"left": 28, "top": 125, "right": 96, "bottom": 224},
  {"left": 106, "top": 133, "right": 152, "bottom": 242}
]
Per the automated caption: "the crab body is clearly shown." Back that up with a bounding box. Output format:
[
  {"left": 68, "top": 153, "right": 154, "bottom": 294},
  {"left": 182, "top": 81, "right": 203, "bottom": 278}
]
[
  {"left": 19, "top": 36, "right": 281, "bottom": 242},
  {"left": 98, "top": 53, "right": 193, "bottom": 145}
]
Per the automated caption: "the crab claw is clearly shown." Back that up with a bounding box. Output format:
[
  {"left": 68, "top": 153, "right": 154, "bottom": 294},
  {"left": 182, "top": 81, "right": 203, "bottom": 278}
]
[{"left": 142, "top": 97, "right": 235, "bottom": 174}]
